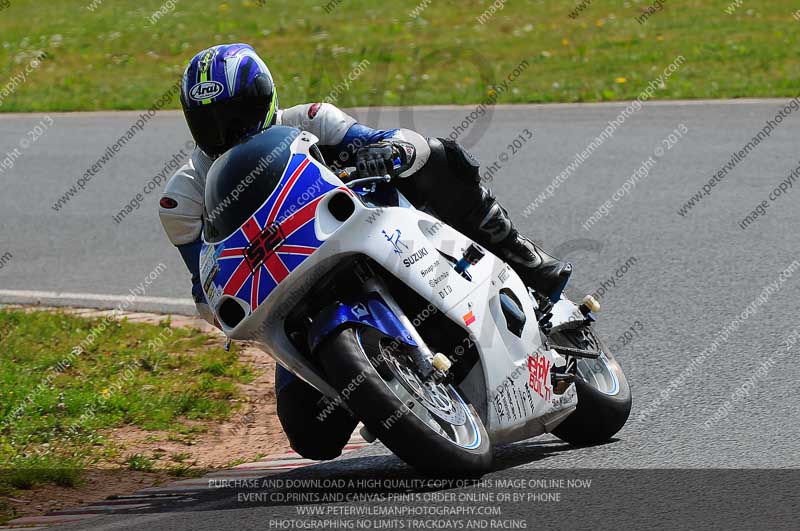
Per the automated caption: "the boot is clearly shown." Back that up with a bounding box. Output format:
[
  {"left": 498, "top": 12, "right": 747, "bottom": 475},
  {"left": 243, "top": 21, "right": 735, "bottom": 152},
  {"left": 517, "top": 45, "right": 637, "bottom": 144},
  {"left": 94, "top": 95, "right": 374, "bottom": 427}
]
[
  {"left": 466, "top": 190, "right": 573, "bottom": 301},
  {"left": 396, "top": 137, "right": 572, "bottom": 300}
]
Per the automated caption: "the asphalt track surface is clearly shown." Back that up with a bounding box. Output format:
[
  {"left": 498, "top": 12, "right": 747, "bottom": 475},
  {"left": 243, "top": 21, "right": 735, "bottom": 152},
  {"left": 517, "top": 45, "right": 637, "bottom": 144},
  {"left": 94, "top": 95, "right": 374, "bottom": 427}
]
[{"left": 2, "top": 101, "right": 799, "bottom": 529}]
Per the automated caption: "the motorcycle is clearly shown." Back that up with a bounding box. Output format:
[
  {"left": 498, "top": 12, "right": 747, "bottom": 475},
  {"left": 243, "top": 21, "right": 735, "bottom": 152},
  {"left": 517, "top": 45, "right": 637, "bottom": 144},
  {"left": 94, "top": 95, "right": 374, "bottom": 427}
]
[{"left": 198, "top": 126, "right": 631, "bottom": 475}]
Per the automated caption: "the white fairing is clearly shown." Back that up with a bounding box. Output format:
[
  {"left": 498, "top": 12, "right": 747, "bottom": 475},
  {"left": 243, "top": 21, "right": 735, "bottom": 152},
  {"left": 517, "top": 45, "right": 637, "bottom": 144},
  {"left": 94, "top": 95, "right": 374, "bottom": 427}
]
[{"left": 215, "top": 132, "right": 578, "bottom": 445}]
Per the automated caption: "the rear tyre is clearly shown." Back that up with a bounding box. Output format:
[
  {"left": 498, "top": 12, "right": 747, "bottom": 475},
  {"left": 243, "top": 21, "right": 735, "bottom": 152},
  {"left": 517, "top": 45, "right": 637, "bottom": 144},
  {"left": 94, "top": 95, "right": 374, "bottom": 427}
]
[
  {"left": 318, "top": 326, "right": 493, "bottom": 475},
  {"left": 552, "top": 332, "right": 631, "bottom": 446}
]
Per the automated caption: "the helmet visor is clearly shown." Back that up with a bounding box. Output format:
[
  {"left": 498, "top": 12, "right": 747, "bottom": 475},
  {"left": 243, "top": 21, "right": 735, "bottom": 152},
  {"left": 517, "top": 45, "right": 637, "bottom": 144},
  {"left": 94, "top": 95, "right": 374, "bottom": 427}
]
[{"left": 184, "top": 79, "right": 274, "bottom": 157}]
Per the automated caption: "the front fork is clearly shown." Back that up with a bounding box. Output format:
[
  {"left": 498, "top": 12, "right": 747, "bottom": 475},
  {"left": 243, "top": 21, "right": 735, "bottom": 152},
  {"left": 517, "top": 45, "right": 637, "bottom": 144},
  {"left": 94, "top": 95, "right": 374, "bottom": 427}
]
[
  {"left": 361, "top": 278, "right": 437, "bottom": 379},
  {"left": 307, "top": 263, "right": 440, "bottom": 380}
]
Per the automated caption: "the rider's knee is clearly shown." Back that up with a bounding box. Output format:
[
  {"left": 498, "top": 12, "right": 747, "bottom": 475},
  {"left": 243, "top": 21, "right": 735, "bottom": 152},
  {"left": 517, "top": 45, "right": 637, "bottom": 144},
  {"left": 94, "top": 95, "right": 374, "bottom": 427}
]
[
  {"left": 287, "top": 436, "right": 348, "bottom": 461},
  {"left": 279, "top": 405, "right": 355, "bottom": 461},
  {"left": 276, "top": 368, "right": 357, "bottom": 461},
  {"left": 432, "top": 137, "right": 481, "bottom": 184}
]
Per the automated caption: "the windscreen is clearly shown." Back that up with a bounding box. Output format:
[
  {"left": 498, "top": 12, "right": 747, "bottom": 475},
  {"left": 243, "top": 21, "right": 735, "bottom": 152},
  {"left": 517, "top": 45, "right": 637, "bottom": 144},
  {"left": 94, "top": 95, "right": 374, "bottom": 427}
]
[{"left": 203, "top": 126, "right": 300, "bottom": 243}]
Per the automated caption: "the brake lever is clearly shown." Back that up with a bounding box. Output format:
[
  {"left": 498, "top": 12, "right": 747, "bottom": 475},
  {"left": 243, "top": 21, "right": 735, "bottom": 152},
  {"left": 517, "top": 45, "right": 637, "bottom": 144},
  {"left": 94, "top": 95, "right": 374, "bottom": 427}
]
[{"left": 344, "top": 174, "right": 392, "bottom": 189}]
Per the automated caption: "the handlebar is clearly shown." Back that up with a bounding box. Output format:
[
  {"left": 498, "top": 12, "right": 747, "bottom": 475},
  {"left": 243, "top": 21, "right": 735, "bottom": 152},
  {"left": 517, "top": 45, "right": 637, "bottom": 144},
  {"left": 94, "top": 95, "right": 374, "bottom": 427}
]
[{"left": 343, "top": 174, "right": 393, "bottom": 189}]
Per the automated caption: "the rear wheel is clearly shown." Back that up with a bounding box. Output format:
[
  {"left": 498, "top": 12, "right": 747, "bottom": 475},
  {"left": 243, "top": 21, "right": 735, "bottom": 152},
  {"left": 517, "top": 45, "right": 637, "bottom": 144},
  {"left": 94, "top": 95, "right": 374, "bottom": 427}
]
[
  {"left": 551, "top": 328, "right": 632, "bottom": 445},
  {"left": 318, "top": 326, "right": 493, "bottom": 475}
]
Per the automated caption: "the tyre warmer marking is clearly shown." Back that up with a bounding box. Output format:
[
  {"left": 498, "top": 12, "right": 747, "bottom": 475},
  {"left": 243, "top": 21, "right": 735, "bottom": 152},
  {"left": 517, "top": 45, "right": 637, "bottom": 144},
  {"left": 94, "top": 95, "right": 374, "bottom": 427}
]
[{"left": 205, "top": 154, "right": 338, "bottom": 312}]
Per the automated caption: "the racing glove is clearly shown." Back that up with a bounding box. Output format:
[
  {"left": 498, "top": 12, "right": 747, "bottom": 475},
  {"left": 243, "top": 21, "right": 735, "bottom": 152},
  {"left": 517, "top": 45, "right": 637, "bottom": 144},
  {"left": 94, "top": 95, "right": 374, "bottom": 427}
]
[{"left": 355, "top": 140, "right": 416, "bottom": 179}]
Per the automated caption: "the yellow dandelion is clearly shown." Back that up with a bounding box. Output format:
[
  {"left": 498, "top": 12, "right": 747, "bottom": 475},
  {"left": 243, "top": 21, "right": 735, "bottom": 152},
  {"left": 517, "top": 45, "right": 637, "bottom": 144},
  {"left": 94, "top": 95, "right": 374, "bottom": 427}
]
[
  {"left": 219, "top": 3, "right": 229, "bottom": 12},
  {"left": 656, "top": 35, "right": 665, "bottom": 41},
  {"left": 615, "top": 77, "right": 627, "bottom": 84},
  {"left": 561, "top": 38, "right": 570, "bottom": 46}
]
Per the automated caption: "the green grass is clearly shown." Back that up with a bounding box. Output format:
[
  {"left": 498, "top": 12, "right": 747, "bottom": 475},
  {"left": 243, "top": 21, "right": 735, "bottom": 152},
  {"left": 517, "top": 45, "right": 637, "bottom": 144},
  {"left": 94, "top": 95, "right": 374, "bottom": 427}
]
[
  {"left": 125, "top": 453, "right": 156, "bottom": 472},
  {"left": 0, "top": 308, "right": 251, "bottom": 520},
  {"left": 0, "top": 0, "right": 798, "bottom": 112}
]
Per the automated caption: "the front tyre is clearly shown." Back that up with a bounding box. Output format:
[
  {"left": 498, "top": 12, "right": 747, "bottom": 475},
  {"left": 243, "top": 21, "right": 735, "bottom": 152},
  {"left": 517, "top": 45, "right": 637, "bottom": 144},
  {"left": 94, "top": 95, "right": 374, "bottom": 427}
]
[
  {"left": 318, "top": 326, "right": 493, "bottom": 475},
  {"left": 552, "top": 331, "right": 632, "bottom": 446}
]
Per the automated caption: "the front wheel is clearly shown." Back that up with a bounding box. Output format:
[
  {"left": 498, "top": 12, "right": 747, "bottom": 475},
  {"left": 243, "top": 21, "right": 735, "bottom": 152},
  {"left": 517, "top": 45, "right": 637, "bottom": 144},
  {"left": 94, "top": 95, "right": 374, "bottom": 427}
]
[
  {"left": 317, "top": 326, "right": 493, "bottom": 475},
  {"left": 551, "top": 329, "right": 632, "bottom": 445}
]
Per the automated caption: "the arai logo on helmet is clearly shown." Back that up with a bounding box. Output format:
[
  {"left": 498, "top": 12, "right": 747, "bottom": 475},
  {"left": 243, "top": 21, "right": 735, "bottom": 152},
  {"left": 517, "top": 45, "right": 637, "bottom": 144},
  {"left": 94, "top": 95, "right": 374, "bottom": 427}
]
[{"left": 189, "top": 81, "right": 224, "bottom": 102}]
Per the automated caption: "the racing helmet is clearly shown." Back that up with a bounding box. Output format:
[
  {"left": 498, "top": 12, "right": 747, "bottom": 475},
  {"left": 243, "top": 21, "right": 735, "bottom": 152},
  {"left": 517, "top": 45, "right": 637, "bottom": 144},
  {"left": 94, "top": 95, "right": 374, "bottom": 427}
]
[{"left": 180, "top": 43, "right": 278, "bottom": 158}]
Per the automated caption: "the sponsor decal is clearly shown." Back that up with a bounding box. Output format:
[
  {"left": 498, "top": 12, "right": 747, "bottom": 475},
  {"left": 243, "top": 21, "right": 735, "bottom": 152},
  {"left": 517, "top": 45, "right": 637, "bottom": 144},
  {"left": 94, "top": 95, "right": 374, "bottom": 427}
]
[
  {"left": 463, "top": 310, "right": 476, "bottom": 326},
  {"left": 402, "top": 247, "right": 429, "bottom": 267},
  {"left": 494, "top": 376, "right": 537, "bottom": 425},
  {"left": 498, "top": 266, "right": 509, "bottom": 283},
  {"left": 200, "top": 244, "right": 224, "bottom": 302},
  {"left": 420, "top": 260, "right": 440, "bottom": 277},
  {"left": 205, "top": 283, "right": 223, "bottom": 308},
  {"left": 244, "top": 221, "right": 286, "bottom": 272},
  {"left": 159, "top": 196, "right": 178, "bottom": 209},
  {"left": 528, "top": 352, "right": 552, "bottom": 401},
  {"left": 551, "top": 387, "right": 575, "bottom": 410},
  {"left": 189, "top": 81, "right": 224, "bottom": 102},
  {"left": 428, "top": 270, "right": 449, "bottom": 288},
  {"left": 200, "top": 243, "right": 223, "bottom": 279},
  {"left": 202, "top": 262, "right": 219, "bottom": 295},
  {"left": 382, "top": 228, "right": 409, "bottom": 256},
  {"left": 308, "top": 102, "right": 322, "bottom": 119},
  {"left": 351, "top": 303, "right": 370, "bottom": 319}
]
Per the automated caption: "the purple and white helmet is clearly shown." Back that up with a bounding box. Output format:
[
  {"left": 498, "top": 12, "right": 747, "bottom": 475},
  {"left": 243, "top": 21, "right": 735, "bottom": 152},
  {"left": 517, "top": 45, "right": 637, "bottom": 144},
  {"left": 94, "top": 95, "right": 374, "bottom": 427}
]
[{"left": 180, "top": 43, "right": 278, "bottom": 157}]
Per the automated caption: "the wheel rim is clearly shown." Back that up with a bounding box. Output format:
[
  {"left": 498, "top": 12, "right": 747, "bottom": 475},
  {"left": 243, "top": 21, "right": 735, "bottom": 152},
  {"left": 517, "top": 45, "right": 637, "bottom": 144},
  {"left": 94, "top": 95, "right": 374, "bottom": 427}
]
[
  {"left": 357, "top": 330, "right": 482, "bottom": 450},
  {"left": 576, "top": 353, "right": 619, "bottom": 396},
  {"left": 558, "top": 328, "right": 620, "bottom": 396}
]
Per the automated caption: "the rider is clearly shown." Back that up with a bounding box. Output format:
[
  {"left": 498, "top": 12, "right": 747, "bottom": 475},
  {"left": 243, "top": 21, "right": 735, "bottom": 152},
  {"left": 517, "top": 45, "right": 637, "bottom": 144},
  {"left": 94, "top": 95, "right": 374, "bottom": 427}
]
[{"left": 158, "top": 43, "right": 571, "bottom": 460}]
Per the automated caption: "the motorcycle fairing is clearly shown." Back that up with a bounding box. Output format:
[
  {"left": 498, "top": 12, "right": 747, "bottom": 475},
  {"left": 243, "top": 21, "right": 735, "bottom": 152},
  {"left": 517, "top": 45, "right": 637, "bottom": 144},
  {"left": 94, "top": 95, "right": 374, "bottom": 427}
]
[{"left": 200, "top": 152, "right": 340, "bottom": 314}]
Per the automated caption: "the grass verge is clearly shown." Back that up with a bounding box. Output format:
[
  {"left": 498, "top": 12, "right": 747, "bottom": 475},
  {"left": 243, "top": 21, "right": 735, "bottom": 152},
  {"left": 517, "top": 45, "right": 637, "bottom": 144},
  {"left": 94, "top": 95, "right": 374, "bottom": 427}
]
[
  {"left": 0, "top": 1, "right": 798, "bottom": 111},
  {"left": 0, "top": 308, "right": 251, "bottom": 523}
]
